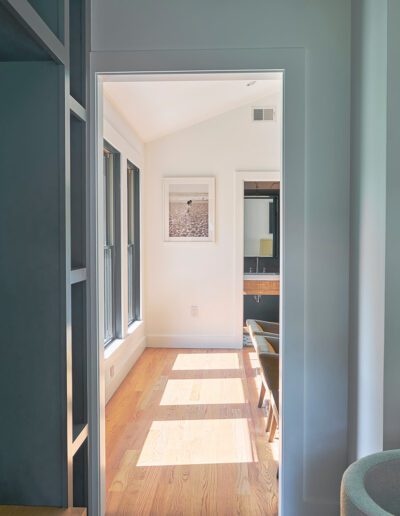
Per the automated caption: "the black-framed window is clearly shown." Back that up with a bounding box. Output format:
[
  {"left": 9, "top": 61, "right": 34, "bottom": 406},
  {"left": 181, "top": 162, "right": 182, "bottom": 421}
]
[
  {"left": 127, "top": 163, "right": 140, "bottom": 324},
  {"left": 103, "top": 148, "right": 117, "bottom": 344}
]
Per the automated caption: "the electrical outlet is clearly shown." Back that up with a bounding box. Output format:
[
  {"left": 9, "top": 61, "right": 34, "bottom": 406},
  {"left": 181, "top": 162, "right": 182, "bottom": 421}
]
[
  {"left": 190, "top": 305, "right": 199, "bottom": 317},
  {"left": 110, "top": 365, "right": 115, "bottom": 378}
]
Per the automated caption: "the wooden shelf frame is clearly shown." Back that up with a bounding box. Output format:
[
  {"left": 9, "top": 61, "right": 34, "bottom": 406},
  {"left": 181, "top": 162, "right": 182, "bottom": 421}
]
[
  {"left": 70, "top": 268, "right": 87, "bottom": 285},
  {"left": 67, "top": 1, "right": 89, "bottom": 509},
  {"left": 0, "top": 0, "right": 89, "bottom": 512},
  {"left": 1, "top": 0, "right": 67, "bottom": 63},
  {"left": 69, "top": 95, "right": 87, "bottom": 122},
  {"left": 72, "top": 423, "right": 89, "bottom": 456},
  {"left": 0, "top": 507, "right": 86, "bottom": 515}
]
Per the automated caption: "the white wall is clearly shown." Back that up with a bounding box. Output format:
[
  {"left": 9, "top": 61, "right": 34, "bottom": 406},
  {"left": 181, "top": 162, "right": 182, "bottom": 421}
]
[
  {"left": 144, "top": 93, "right": 282, "bottom": 348},
  {"left": 103, "top": 94, "right": 146, "bottom": 402}
]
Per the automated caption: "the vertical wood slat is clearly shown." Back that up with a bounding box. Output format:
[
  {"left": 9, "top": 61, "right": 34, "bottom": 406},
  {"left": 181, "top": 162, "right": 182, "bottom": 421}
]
[{"left": 68, "top": 0, "right": 89, "bottom": 509}]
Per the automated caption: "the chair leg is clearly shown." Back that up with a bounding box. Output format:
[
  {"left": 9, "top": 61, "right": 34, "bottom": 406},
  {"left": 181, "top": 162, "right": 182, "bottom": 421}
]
[
  {"left": 269, "top": 415, "right": 278, "bottom": 442},
  {"left": 265, "top": 406, "right": 273, "bottom": 432},
  {"left": 258, "top": 382, "right": 266, "bottom": 408}
]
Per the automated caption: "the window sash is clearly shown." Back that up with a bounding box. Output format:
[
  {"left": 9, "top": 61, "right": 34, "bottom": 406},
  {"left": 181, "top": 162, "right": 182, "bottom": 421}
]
[
  {"left": 127, "top": 243, "right": 134, "bottom": 323},
  {"left": 104, "top": 152, "right": 114, "bottom": 246},
  {"left": 127, "top": 168, "right": 134, "bottom": 245},
  {"left": 104, "top": 245, "right": 114, "bottom": 343},
  {"left": 127, "top": 166, "right": 140, "bottom": 325},
  {"left": 104, "top": 150, "right": 116, "bottom": 344}
]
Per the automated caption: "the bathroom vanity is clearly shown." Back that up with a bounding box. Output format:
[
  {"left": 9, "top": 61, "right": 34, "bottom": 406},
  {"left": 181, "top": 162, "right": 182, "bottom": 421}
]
[{"left": 243, "top": 274, "right": 280, "bottom": 296}]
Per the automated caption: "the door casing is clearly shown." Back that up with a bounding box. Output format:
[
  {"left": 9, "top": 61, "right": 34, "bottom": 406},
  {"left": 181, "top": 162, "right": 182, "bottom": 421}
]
[{"left": 88, "top": 48, "right": 305, "bottom": 516}]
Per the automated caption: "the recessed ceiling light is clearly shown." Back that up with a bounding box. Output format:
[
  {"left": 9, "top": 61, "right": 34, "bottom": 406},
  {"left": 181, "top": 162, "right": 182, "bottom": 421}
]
[{"left": 246, "top": 81, "right": 256, "bottom": 87}]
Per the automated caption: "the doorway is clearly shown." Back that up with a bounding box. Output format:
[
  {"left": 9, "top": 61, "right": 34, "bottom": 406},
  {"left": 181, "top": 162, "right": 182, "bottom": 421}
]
[
  {"left": 103, "top": 73, "right": 282, "bottom": 515},
  {"left": 99, "top": 73, "right": 282, "bottom": 514},
  {"left": 88, "top": 51, "right": 306, "bottom": 512}
]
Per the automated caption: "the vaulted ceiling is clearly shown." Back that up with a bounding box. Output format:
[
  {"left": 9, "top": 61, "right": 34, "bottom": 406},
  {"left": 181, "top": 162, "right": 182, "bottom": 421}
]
[{"left": 103, "top": 74, "right": 282, "bottom": 142}]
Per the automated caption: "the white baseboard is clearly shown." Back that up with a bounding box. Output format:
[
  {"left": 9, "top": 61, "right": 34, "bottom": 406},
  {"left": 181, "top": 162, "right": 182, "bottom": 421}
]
[
  {"left": 105, "top": 334, "right": 146, "bottom": 403},
  {"left": 146, "top": 334, "right": 242, "bottom": 349}
]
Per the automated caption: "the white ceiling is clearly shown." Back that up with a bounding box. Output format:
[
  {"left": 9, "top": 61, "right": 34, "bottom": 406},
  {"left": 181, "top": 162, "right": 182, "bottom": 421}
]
[{"left": 103, "top": 75, "right": 282, "bottom": 143}]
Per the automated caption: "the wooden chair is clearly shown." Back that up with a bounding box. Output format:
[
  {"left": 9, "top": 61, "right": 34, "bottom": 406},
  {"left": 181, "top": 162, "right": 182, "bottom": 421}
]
[
  {"left": 265, "top": 389, "right": 279, "bottom": 442},
  {"left": 246, "top": 319, "right": 279, "bottom": 341},
  {"left": 250, "top": 333, "right": 279, "bottom": 405},
  {"left": 257, "top": 342, "right": 280, "bottom": 442},
  {"left": 250, "top": 332, "right": 279, "bottom": 356}
]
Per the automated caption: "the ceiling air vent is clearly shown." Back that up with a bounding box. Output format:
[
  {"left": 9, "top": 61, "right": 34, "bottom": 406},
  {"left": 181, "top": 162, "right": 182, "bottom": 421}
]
[{"left": 252, "top": 107, "right": 275, "bottom": 122}]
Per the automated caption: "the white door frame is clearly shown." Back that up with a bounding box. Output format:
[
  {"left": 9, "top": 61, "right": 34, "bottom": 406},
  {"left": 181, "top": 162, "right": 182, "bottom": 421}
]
[
  {"left": 89, "top": 48, "right": 306, "bottom": 516},
  {"left": 234, "top": 170, "right": 281, "bottom": 344}
]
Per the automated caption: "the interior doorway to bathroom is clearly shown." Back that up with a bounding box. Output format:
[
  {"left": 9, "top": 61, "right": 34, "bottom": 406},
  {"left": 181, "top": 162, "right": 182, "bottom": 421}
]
[{"left": 243, "top": 180, "right": 280, "bottom": 345}]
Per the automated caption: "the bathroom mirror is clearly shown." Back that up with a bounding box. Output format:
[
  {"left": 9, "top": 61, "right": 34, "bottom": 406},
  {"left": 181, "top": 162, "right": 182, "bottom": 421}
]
[{"left": 244, "top": 193, "right": 279, "bottom": 258}]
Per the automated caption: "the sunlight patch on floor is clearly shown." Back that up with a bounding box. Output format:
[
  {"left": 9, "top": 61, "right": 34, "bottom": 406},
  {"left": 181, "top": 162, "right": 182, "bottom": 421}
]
[
  {"left": 160, "top": 378, "right": 245, "bottom": 405},
  {"left": 172, "top": 352, "right": 240, "bottom": 371},
  {"left": 137, "top": 418, "right": 257, "bottom": 466}
]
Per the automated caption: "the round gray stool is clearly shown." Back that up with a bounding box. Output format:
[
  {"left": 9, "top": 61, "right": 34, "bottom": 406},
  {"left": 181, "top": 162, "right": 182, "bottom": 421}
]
[{"left": 341, "top": 449, "right": 400, "bottom": 515}]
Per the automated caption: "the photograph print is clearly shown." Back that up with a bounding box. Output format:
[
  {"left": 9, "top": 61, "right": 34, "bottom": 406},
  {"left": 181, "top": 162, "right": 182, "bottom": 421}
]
[{"left": 164, "top": 177, "right": 215, "bottom": 242}]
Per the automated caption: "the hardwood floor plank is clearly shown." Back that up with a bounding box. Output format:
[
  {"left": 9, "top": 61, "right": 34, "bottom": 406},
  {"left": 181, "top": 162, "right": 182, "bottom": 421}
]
[{"left": 106, "top": 348, "right": 278, "bottom": 515}]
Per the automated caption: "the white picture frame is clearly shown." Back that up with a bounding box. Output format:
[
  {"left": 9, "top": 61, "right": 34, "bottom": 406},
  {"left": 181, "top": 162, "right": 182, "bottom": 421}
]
[{"left": 163, "top": 177, "right": 215, "bottom": 242}]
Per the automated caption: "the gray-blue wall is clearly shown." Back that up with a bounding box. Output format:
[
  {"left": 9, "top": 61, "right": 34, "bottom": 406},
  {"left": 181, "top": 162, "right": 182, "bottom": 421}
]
[
  {"left": 383, "top": 0, "right": 400, "bottom": 453},
  {"left": 91, "top": 2, "right": 351, "bottom": 515},
  {"left": 349, "top": 0, "right": 388, "bottom": 462},
  {"left": 349, "top": 0, "right": 400, "bottom": 462}
]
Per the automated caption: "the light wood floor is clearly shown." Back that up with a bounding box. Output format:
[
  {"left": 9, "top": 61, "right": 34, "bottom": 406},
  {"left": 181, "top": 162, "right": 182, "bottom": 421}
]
[{"left": 106, "top": 348, "right": 279, "bottom": 515}]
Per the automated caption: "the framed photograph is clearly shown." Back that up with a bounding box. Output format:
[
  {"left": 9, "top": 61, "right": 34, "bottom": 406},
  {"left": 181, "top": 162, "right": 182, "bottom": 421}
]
[{"left": 163, "top": 177, "right": 215, "bottom": 242}]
